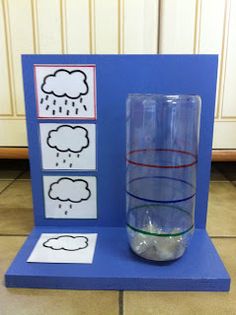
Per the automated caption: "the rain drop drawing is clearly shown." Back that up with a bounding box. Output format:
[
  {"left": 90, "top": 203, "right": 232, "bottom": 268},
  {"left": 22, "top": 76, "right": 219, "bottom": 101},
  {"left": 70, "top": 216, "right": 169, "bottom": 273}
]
[
  {"left": 40, "top": 69, "right": 89, "bottom": 116},
  {"left": 48, "top": 177, "right": 91, "bottom": 216},
  {"left": 46, "top": 125, "right": 90, "bottom": 168}
]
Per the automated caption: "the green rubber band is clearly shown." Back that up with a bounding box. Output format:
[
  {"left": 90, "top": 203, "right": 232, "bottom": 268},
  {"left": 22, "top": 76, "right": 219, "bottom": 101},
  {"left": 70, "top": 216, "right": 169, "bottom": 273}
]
[
  {"left": 127, "top": 204, "right": 194, "bottom": 237},
  {"left": 127, "top": 223, "right": 194, "bottom": 237}
]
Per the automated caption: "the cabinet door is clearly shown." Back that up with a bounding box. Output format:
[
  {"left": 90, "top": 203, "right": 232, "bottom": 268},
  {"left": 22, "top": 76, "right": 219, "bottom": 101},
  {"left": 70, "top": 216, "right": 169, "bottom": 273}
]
[
  {"left": 0, "top": 0, "right": 159, "bottom": 146},
  {"left": 159, "top": 0, "right": 236, "bottom": 149},
  {"left": 0, "top": 0, "right": 32, "bottom": 146}
]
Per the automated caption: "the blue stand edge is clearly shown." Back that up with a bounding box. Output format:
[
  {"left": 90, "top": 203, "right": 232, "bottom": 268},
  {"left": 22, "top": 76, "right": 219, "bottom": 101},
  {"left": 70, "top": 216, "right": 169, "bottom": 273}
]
[{"left": 5, "top": 227, "right": 230, "bottom": 291}]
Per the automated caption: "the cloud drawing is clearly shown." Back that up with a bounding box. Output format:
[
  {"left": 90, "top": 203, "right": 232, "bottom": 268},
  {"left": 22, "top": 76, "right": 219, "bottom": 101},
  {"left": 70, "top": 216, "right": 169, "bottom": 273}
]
[
  {"left": 47, "top": 125, "right": 89, "bottom": 153},
  {"left": 43, "top": 235, "right": 89, "bottom": 251},
  {"left": 48, "top": 177, "right": 91, "bottom": 203},
  {"left": 41, "top": 69, "right": 89, "bottom": 99}
]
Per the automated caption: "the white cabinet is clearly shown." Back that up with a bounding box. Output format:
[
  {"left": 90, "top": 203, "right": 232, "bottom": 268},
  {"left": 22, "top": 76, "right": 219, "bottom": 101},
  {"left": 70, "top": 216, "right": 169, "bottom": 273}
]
[
  {"left": 159, "top": 0, "right": 236, "bottom": 149},
  {"left": 0, "top": 0, "right": 235, "bottom": 149}
]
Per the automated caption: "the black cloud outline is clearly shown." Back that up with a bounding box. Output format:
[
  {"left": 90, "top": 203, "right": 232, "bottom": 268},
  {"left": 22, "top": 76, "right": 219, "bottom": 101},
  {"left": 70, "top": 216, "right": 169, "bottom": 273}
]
[
  {"left": 43, "top": 235, "right": 89, "bottom": 251},
  {"left": 46, "top": 125, "right": 90, "bottom": 153},
  {"left": 41, "top": 69, "right": 89, "bottom": 99},
  {"left": 48, "top": 177, "right": 91, "bottom": 203}
]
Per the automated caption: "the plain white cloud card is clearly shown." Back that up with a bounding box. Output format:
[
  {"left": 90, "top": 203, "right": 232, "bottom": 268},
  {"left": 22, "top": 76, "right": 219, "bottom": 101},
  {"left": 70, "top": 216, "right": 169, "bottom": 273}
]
[
  {"left": 40, "top": 123, "right": 96, "bottom": 170},
  {"left": 27, "top": 233, "right": 97, "bottom": 264},
  {"left": 34, "top": 65, "right": 96, "bottom": 119},
  {"left": 43, "top": 176, "right": 97, "bottom": 219}
]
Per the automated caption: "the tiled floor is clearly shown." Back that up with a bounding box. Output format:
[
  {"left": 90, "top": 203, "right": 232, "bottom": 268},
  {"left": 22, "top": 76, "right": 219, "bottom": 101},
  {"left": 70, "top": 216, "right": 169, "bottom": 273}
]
[{"left": 0, "top": 161, "right": 236, "bottom": 314}]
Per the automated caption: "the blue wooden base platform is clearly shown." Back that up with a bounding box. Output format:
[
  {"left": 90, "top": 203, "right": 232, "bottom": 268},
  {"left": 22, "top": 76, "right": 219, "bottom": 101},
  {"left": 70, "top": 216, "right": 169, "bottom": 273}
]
[{"left": 5, "top": 227, "right": 230, "bottom": 291}]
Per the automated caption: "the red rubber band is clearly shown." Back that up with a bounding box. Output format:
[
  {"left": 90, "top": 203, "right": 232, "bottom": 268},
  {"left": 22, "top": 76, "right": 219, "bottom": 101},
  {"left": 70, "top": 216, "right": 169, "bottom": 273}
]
[{"left": 127, "top": 148, "right": 197, "bottom": 169}]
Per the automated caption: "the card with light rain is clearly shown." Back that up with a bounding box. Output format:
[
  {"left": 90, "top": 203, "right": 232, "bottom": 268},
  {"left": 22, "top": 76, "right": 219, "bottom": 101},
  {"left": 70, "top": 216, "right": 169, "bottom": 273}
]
[
  {"left": 43, "top": 176, "right": 97, "bottom": 219},
  {"left": 39, "top": 123, "right": 96, "bottom": 170},
  {"left": 34, "top": 65, "right": 96, "bottom": 119}
]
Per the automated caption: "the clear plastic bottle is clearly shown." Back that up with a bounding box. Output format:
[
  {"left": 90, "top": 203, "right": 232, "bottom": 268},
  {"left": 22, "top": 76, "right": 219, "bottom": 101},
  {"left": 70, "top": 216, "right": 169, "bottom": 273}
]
[{"left": 126, "top": 94, "right": 201, "bottom": 261}]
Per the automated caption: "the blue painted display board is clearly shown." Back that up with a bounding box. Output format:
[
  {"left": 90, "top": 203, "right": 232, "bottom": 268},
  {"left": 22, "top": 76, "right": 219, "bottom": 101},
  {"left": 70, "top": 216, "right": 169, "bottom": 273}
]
[{"left": 5, "top": 55, "right": 230, "bottom": 291}]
